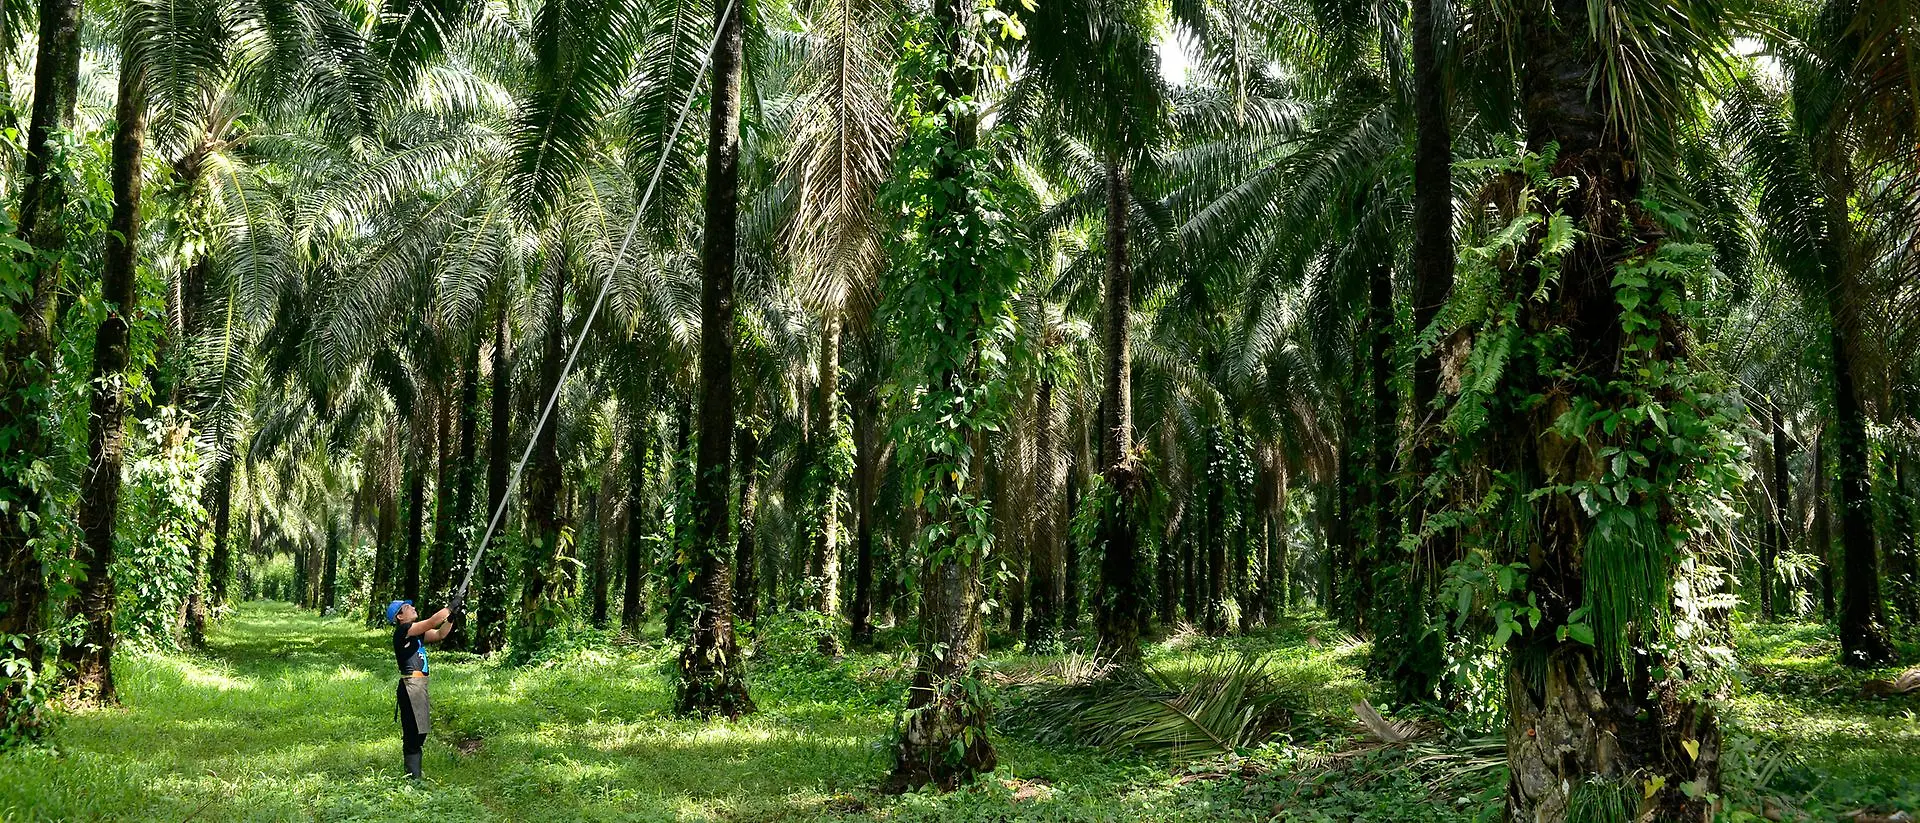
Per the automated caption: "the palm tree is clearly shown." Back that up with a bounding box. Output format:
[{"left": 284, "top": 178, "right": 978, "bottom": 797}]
[
  {"left": 1, "top": 0, "right": 85, "bottom": 732},
  {"left": 883, "top": 0, "right": 1016, "bottom": 789},
  {"left": 1017, "top": 0, "right": 1167, "bottom": 663},
  {"left": 674, "top": 0, "right": 754, "bottom": 718},
  {"left": 1465, "top": 0, "right": 1745, "bottom": 815}
]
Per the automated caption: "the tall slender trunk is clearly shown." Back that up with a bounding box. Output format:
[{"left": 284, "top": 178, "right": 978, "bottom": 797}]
[
  {"left": 1822, "top": 166, "right": 1896, "bottom": 667},
  {"left": 515, "top": 254, "right": 570, "bottom": 659},
  {"left": 887, "top": 0, "right": 997, "bottom": 788},
  {"left": 475, "top": 295, "right": 512, "bottom": 654},
  {"left": 734, "top": 418, "right": 761, "bottom": 631},
  {"left": 589, "top": 488, "right": 610, "bottom": 627},
  {"left": 1888, "top": 457, "right": 1920, "bottom": 626},
  {"left": 430, "top": 386, "right": 457, "bottom": 602},
  {"left": 1811, "top": 433, "right": 1834, "bottom": 619},
  {"left": 322, "top": 521, "right": 341, "bottom": 613},
  {"left": 446, "top": 345, "right": 480, "bottom": 647},
  {"left": 810, "top": 316, "right": 844, "bottom": 654},
  {"left": 1026, "top": 376, "right": 1061, "bottom": 647},
  {"left": 668, "top": 398, "right": 693, "bottom": 635},
  {"left": 371, "top": 423, "right": 401, "bottom": 625},
  {"left": 1503, "top": 4, "right": 1719, "bottom": 817},
  {"left": 1234, "top": 460, "right": 1253, "bottom": 634},
  {"left": 1762, "top": 407, "right": 1792, "bottom": 620},
  {"left": 1404, "top": 0, "right": 1458, "bottom": 695},
  {"left": 1064, "top": 422, "right": 1086, "bottom": 630},
  {"left": 1272, "top": 463, "right": 1291, "bottom": 614},
  {"left": 207, "top": 458, "right": 236, "bottom": 607},
  {"left": 674, "top": 0, "right": 752, "bottom": 717},
  {"left": 63, "top": 52, "right": 147, "bottom": 703},
  {"left": 1204, "top": 437, "right": 1227, "bottom": 636},
  {"left": 403, "top": 414, "right": 428, "bottom": 603},
  {"left": 850, "top": 391, "right": 877, "bottom": 646},
  {"left": 1095, "top": 153, "right": 1146, "bottom": 663},
  {"left": 623, "top": 391, "right": 653, "bottom": 636}
]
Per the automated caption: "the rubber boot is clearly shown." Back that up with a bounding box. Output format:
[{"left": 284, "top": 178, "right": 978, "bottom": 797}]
[{"left": 405, "top": 751, "right": 422, "bottom": 780}]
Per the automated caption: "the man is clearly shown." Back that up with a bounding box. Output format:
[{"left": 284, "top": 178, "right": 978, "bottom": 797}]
[{"left": 386, "top": 599, "right": 452, "bottom": 780}]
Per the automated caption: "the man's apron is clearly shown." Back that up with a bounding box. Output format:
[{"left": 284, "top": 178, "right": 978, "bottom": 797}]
[{"left": 396, "top": 675, "right": 431, "bottom": 736}]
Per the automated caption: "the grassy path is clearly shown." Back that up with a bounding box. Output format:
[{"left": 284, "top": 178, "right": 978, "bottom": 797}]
[
  {"left": 0, "top": 602, "right": 1224, "bottom": 822},
  {"left": 0, "top": 602, "right": 913, "bottom": 821},
  {"left": 3, "top": 602, "right": 1914, "bottom": 821}
]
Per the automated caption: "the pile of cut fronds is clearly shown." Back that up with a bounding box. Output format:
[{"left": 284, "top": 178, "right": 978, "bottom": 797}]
[{"left": 1001, "top": 653, "right": 1303, "bottom": 759}]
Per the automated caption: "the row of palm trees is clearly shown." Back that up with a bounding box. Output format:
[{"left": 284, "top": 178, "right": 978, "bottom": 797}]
[{"left": 0, "top": 0, "right": 1915, "bottom": 813}]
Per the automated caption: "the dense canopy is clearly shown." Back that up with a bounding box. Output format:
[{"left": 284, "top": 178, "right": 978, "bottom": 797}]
[{"left": 1, "top": 0, "right": 1918, "bottom": 819}]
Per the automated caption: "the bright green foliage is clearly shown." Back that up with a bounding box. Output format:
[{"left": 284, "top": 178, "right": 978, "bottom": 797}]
[{"left": 113, "top": 410, "right": 210, "bottom": 648}]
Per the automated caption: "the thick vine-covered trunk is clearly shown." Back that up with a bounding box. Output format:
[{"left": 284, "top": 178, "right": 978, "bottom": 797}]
[
  {"left": 886, "top": 0, "right": 998, "bottom": 787},
  {"left": 516, "top": 256, "right": 569, "bottom": 659},
  {"left": 809, "top": 316, "right": 844, "bottom": 655},
  {"left": 674, "top": 0, "right": 752, "bottom": 718},
  {"left": 1, "top": 0, "right": 83, "bottom": 731},
  {"left": 1064, "top": 423, "right": 1086, "bottom": 629},
  {"left": 1503, "top": 3, "right": 1720, "bottom": 818},
  {"left": 64, "top": 54, "right": 148, "bottom": 703},
  {"left": 474, "top": 296, "right": 512, "bottom": 654},
  {"left": 1096, "top": 154, "right": 1148, "bottom": 663}
]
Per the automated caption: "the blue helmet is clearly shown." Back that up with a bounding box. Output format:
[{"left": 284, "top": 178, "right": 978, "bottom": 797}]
[{"left": 385, "top": 600, "right": 413, "bottom": 623}]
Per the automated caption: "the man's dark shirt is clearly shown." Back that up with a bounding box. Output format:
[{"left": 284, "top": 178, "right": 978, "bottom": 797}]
[{"left": 393, "top": 621, "right": 427, "bottom": 676}]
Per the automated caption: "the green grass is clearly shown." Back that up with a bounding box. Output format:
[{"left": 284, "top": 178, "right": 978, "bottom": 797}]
[
  {"left": 1719, "top": 621, "right": 1920, "bottom": 820},
  {"left": 2, "top": 604, "right": 1912, "bottom": 821},
  {"left": 0, "top": 603, "right": 1406, "bottom": 822}
]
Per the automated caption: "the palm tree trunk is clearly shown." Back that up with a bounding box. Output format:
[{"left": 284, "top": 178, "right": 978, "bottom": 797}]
[
  {"left": 322, "top": 522, "right": 341, "bottom": 613},
  {"left": 810, "top": 315, "right": 843, "bottom": 654},
  {"left": 403, "top": 414, "right": 429, "bottom": 602},
  {"left": 1095, "top": 152, "right": 1147, "bottom": 663},
  {"left": 735, "top": 419, "right": 761, "bottom": 631},
  {"left": 674, "top": 0, "right": 752, "bottom": 717},
  {"left": 850, "top": 391, "right": 877, "bottom": 647},
  {"left": 1504, "top": 3, "right": 1720, "bottom": 816},
  {"left": 475, "top": 294, "right": 512, "bottom": 654},
  {"left": 1025, "top": 376, "right": 1061, "bottom": 647},
  {"left": 887, "top": 0, "right": 997, "bottom": 788},
  {"left": 623, "top": 390, "right": 653, "bottom": 636},
  {"left": 430, "top": 387, "right": 456, "bottom": 603},
  {"left": 1810, "top": 433, "right": 1834, "bottom": 619},
  {"left": 446, "top": 345, "right": 480, "bottom": 647},
  {"left": 1067, "top": 443, "right": 1082, "bottom": 629},
  {"left": 207, "top": 458, "right": 236, "bottom": 607},
  {"left": 516, "top": 255, "right": 569, "bottom": 659},
  {"left": 1762, "top": 407, "right": 1792, "bottom": 620},
  {"left": 1, "top": 6, "right": 84, "bottom": 705},
  {"left": 63, "top": 52, "right": 147, "bottom": 704},
  {"left": 1822, "top": 174, "right": 1896, "bottom": 666},
  {"left": 1407, "top": 0, "right": 1457, "bottom": 629},
  {"left": 1204, "top": 437, "right": 1227, "bottom": 636}
]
